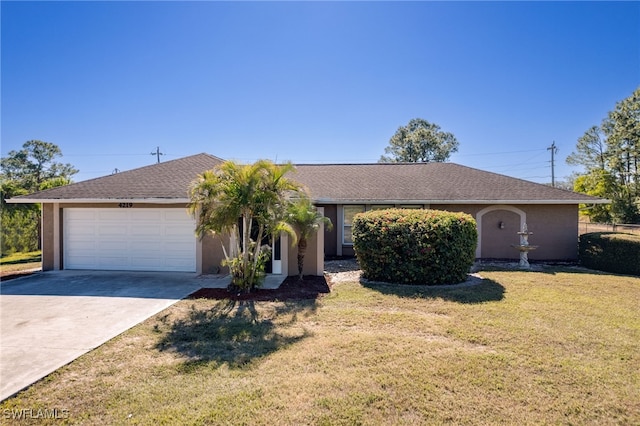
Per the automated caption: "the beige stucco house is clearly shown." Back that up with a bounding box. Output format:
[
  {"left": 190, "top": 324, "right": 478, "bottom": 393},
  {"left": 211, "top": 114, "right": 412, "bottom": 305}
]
[{"left": 8, "top": 153, "right": 607, "bottom": 276}]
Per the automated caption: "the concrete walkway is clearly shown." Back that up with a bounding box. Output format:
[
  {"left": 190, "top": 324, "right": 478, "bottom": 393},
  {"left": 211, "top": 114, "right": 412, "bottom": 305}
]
[
  {"left": 0, "top": 270, "right": 285, "bottom": 401},
  {"left": 196, "top": 273, "right": 287, "bottom": 290}
]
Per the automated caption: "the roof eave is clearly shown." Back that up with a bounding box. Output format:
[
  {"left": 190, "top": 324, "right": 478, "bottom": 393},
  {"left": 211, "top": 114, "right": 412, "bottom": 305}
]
[
  {"left": 5, "top": 197, "right": 191, "bottom": 204},
  {"left": 311, "top": 198, "right": 611, "bottom": 205}
]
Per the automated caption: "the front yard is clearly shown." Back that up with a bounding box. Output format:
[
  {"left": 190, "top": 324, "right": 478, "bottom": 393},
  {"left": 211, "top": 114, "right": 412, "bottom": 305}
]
[
  {"left": 0, "top": 251, "right": 41, "bottom": 280},
  {"left": 2, "top": 265, "right": 639, "bottom": 425}
]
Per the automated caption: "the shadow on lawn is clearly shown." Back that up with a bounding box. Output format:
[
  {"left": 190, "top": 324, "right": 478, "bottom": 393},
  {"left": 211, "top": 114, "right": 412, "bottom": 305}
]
[
  {"left": 156, "top": 298, "right": 315, "bottom": 370},
  {"left": 361, "top": 277, "right": 505, "bottom": 304}
]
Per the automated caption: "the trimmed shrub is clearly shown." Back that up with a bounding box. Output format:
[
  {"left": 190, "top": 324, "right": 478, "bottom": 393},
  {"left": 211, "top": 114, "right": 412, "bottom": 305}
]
[
  {"left": 579, "top": 232, "right": 640, "bottom": 276},
  {"left": 352, "top": 208, "right": 477, "bottom": 285}
]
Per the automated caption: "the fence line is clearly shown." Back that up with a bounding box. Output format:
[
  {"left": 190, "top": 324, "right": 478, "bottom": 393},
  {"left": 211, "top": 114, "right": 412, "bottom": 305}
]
[{"left": 579, "top": 222, "right": 640, "bottom": 236}]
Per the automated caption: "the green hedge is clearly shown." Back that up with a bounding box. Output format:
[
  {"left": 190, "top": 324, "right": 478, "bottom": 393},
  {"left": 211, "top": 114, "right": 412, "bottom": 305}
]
[
  {"left": 352, "top": 208, "right": 477, "bottom": 285},
  {"left": 579, "top": 232, "right": 640, "bottom": 276}
]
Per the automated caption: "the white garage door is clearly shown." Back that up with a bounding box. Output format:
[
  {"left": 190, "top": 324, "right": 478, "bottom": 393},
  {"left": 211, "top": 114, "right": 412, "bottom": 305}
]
[{"left": 64, "top": 208, "right": 196, "bottom": 272}]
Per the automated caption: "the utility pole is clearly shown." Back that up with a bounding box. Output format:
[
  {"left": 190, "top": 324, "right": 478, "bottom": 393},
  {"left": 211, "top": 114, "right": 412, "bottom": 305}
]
[
  {"left": 547, "top": 141, "right": 558, "bottom": 187},
  {"left": 150, "top": 147, "right": 164, "bottom": 164}
]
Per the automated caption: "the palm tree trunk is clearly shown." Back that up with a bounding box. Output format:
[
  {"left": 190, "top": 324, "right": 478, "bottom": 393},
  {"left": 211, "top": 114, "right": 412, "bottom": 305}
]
[
  {"left": 297, "top": 237, "right": 307, "bottom": 280},
  {"left": 249, "top": 224, "right": 265, "bottom": 289},
  {"left": 241, "top": 214, "right": 252, "bottom": 290}
]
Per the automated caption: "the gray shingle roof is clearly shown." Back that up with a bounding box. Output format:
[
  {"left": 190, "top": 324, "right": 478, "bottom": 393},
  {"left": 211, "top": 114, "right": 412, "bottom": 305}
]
[
  {"left": 10, "top": 154, "right": 605, "bottom": 205},
  {"left": 11, "top": 153, "right": 223, "bottom": 201},
  {"left": 291, "top": 163, "right": 606, "bottom": 204}
]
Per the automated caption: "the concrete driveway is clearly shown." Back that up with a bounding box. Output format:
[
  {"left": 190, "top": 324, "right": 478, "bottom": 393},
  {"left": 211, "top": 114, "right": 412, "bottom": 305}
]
[{"left": 0, "top": 270, "right": 204, "bottom": 401}]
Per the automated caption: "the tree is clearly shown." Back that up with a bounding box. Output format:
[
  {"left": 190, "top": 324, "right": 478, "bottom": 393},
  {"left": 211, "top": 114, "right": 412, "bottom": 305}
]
[
  {"left": 551, "top": 172, "right": 579, "bottom": 192},
  {"left": 568, "top": 87, "right": 640, "bottom": 223},
  {"left": 566, "top": 126, "right": 607, "bottom": 171},
  {"left": 1, "top": 140, "right": 77, "bottom": 255},
  {"left": 1, "top": 140, "right": 78, "bottom": 192},
  {"left": 573, "top": 169, "right": 616, "bottom": 223},
  {"left": 602, "top": 87, "right": 640, "bottom": 194},
  {"left": 287, "top": 196, "right": 333, "bottom": 281},
  {"left": 0, "top": 181, "right": 39, "bottom": 254},
  {"left": 189, "top": 160, "right": 303, "bottom": 292},
  {"left": 379, "top": 118, "right": 459, "bottom": 163}
]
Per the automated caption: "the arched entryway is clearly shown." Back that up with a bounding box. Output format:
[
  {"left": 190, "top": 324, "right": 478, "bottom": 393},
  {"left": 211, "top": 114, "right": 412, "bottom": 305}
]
[{"left": 476, "top": 205, "right": 526, "bottom": 259}]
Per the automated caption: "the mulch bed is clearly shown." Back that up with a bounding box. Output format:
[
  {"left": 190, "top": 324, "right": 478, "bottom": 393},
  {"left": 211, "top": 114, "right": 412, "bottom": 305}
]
[{"left": 188, "top": 275, "right": 332, "bottom": 301}]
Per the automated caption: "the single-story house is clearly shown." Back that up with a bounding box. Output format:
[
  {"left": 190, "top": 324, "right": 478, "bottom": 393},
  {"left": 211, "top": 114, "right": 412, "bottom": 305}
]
[{"left": 7, "top": 153, "right": 607, "bottom": 276}]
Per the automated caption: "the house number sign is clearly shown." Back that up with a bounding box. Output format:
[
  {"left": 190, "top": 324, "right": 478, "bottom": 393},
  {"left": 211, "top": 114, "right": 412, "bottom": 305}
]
[{"left": 118, "top": 203, "right": 133, "bottom": 208}]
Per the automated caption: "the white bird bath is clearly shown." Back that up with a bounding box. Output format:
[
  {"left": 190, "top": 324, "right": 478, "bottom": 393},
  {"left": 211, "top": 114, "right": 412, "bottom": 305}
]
[{"left": 511, "top": 223, "right": 538, "bottom": 269}]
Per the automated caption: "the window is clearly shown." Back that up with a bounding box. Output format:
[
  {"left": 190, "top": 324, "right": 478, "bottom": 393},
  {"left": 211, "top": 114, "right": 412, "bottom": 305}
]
[
  {"left": 369, "top": 205, "right": 394, "bottom": 211},
  {"left": 343, "top": 205, "right": 365, "bottom": 245}
]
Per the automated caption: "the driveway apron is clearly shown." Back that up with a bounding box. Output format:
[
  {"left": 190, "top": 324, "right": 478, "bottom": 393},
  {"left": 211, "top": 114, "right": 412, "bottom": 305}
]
[{"left": 0, "top": 270, "right": 203, "bottom": 401}]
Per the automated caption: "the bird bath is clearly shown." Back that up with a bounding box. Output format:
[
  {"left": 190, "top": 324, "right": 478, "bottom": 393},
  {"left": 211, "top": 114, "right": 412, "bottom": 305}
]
[{"left": 511, "top": 223, "right": 538, "bottom": 269}]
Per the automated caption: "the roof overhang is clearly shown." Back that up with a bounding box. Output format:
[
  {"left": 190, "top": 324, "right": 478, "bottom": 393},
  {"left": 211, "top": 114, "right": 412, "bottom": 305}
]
[
  {"left": 7, "top": 197, "right": 611, "bottom": 206},
  {"left": 5, "top": 198, "right": 190, "bottom": 204},
  {"left": 311, "top": 198, "right": 611, "bottom": 205}
]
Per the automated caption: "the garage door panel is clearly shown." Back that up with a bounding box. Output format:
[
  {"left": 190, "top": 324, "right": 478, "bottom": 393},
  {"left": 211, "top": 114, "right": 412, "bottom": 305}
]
[
  {"left": 129, "top": 256, "right": 163, "bottom": 268},
  {"left": 66, "top": 210, "right": 96, "bottom": 220},
  {"left": 98, "top": 225, "right": 128, "bottom": 236},
  {"left": 64, "top": 208, "right": 196, "bottom": 272},
  {"left": 164, "top": 210, "right": 189, "bottom": 220},
  {"left": 165, "top": 225, "right": 194, "bottom": 236},
  {"left": 166, "top": 241, "right": 194, "bottom": 251},
  {"left": 67, "top": 224, "right": 96, "bottom": 236},
  {"left": 98, "top": 210, "right": 129, "bottom": 220},
  {"left": 130, "top": 210, "right": 163, "bottom": 221},
  {"left": 70, "top": 258, "right": 101, "bottom": 268},
  {"left": 97, "top": 240, "right": 128, "bottom": 250},
  {"left": 131, "top": 225, "right": 162, "bottom": 236},
  {"left": 98, "top": 256, "right": 131, "bottom": 269},
  {"left": 165, "top": 257, "right": 195, "bottom": 268},
  {"left": 67, "top": 240, "right": 95, "bottom": 251},
  {"left": 67, "top": 248, "right": 96, "bottom": 258},
  {"left": 129, "top": 242, "right": 162, "bottom": 252}
]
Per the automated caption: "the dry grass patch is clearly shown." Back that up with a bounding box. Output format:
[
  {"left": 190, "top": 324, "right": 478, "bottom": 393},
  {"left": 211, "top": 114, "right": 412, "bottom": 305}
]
[
  {"left": 2, "top": 266, "right": 639, "bottom": 425},
  {"left": 0, "top": 251, "right": 41, "bottom": 277}
]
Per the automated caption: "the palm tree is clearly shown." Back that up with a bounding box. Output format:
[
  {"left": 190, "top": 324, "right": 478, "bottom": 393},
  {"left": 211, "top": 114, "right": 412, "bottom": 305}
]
[
  {"left": 287, "top": 196, "right": 333, "bottom": 280},
  {"left": 189, "top": 160, "right": 302, "bottom": 291}
]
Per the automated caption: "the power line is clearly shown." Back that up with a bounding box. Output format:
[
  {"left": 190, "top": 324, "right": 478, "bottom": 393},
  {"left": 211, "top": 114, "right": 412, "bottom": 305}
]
[
  {"left": 453, "top": 148, "right": 547, "bottom": 157},
  {"left": 65, "top": 153, "right": 151, "bottom": 158},
  {"left": 520, "top": 176, "right": 552, "bottom": 180},
  {"left": 486, "top": 151, "right": 548, "bottom": 172},
  {"left": 489, "top": 164, "right": 550, "bottom": 174}
]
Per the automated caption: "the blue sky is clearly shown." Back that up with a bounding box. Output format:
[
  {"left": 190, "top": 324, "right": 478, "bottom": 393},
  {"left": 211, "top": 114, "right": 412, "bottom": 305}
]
[{"left": 2, "top": 1, "right": 639, "bottom": 184}]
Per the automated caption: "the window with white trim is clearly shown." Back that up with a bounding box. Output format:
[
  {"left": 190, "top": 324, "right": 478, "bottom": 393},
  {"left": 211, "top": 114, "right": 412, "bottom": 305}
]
[{"left": 343, "top": 205, "right": 365, "bottom": 245}]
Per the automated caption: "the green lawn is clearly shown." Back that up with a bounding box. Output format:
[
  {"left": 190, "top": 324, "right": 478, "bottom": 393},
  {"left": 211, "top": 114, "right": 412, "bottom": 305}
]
[
  {"left": 2, "top": 266, "right": 639, "bottom": 425},
  {"left": 0, "top": 251, "right": 41, "bottom": 274}
]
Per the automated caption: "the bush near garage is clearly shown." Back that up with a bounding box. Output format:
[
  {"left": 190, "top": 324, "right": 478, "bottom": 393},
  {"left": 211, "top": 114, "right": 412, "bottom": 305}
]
[
  {"left": 353, "top": 208, "right": 477, "bottom": 285},
  {"left": 579, "top": 232, "right": 640, "bottom": 276}
]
